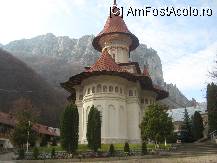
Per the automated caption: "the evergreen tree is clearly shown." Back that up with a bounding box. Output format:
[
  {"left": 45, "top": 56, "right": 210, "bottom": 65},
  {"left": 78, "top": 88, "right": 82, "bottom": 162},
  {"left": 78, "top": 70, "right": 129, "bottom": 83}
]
[
  {"left": 207, "top": 83, "right": 217, "bottom": 132},
  {"left": 141, "top": 141, "right": 147, "bottom": 155},
  {"left": 140, "top": 104, "right": 173, "bottom": 144},
  {"left": 192, "top": 111, "right": 204, "bottom": 140},
  {"left": 183, "top": 108, "right": 193, "bottom": 142},
  {"left": 60, "top": 103, "right": 79, "bottom": 153},
  {"left": 124, "top": 142, "right": 130, "bottom": 155},
  {"left": 86, "top": 105, "right": 101, "bottom": 152}
]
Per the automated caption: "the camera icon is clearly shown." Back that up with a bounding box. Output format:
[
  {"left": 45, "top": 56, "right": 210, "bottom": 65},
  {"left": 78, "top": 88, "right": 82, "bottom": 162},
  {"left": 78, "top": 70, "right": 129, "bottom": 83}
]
[{"left": 110, "top": 4, "right": 123, "bottom": 18}]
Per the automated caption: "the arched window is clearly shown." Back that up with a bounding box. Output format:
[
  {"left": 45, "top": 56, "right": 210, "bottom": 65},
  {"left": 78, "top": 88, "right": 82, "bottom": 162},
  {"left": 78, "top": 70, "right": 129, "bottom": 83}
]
[
  {"left": 92, "top": 86, "right": 95, "bottom": 93},
  {"left": 79, "top": 95, "right": 83, "bottom": 100},
  {"left": 109, "top": 86, "right": 113, "bottom": 92},
  {"left": 103, "top": 85, "right": 107, "bottom": 92},
  {"left": 113, "top": 53, "right": 115, "bottom": 59},
  {"left": 120, "top": 88, "right": 122, "bottom": 94},
  {"left": 87, "top": 88, "right": 90, "bottom": 94},
  {"left": 145, "top": 98, "right": 148, "bottom": 104},
  {"left": 97, "top": 84, "right": 102, "bottom": 93},
  {"left": 115, "top": 86, "right": 118, "bottom": 93},
  {"left": 129, "top": 90, "right": 133, "bottom": 96}
]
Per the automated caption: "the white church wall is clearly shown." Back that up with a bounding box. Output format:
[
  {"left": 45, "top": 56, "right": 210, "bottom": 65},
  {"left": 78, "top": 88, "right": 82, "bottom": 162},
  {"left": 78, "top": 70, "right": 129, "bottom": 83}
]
[
  {"left": 126, "top": 97, "right": 141, "bottom": 143},
  {"left": 74, "top": 75, "right": 156, "bottom": 144}
]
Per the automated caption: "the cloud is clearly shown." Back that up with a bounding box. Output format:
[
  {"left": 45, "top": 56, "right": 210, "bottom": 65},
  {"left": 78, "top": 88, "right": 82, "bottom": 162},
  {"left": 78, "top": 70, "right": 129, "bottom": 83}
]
[
  {"left": 165, "top": 41, "right": 217, "bottom": 88},
  {"left": 123, "top": 2, "right": 217, "bottom": 102}
]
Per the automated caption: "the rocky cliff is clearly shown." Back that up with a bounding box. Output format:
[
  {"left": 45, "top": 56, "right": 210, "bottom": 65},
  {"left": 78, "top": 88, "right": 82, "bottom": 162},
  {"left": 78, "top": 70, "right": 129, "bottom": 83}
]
[{"left": 2, "top": 33, "right": 189, "bottom": 108}]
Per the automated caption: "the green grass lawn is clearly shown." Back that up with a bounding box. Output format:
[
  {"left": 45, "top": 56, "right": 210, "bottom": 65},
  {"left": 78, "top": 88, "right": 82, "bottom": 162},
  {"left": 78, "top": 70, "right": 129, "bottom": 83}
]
[{"left": 37, "top": 143, "right": 172, "bottom": 153}]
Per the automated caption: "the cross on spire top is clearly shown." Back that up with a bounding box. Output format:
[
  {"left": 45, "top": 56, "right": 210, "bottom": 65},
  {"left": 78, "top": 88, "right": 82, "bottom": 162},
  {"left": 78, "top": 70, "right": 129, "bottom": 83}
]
[{"left": 113, "top": 0, "right": 117, "bottom": 5}]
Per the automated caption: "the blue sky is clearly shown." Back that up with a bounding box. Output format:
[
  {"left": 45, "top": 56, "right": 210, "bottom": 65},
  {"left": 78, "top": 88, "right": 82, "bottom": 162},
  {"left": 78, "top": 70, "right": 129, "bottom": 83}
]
[{"left": 0, "top": 0, "right": 216, "bottom": 102}]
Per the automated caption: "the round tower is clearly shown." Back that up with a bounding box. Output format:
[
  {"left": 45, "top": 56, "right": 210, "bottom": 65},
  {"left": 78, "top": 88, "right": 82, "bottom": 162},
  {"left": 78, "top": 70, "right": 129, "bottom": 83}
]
[{"left": 92, "top": 1, "right": 139, "bottom": 63}]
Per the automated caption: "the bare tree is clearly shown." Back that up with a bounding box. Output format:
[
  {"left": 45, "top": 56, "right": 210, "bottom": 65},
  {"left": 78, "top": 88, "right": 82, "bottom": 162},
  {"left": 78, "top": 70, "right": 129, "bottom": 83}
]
[{"left": 11, "top": 97, "right": 39, "bottom": 121}]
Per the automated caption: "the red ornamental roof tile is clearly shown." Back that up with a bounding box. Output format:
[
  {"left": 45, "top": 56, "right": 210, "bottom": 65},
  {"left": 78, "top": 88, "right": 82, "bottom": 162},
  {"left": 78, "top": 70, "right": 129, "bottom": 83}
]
[
  {"left": 92, "top": 10, "right": 139, "bottom": 52},
  {"left": 100, "top": 15, "right": 130, "bottom": 35},
  {"left": 87, "top": 51, "right": 126, "bottom": 72},
  {"left": 143, "top": 66, "right": 150, "bottom": 77}
]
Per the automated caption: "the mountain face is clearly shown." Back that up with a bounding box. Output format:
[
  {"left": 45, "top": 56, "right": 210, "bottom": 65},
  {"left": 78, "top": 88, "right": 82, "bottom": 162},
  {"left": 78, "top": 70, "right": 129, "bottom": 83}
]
[
  {"left": 0, "top": 48, "right": 66, "bottom": 126},
  {"left": 2, "top": 33, "right": 189, "bottom": 108}
]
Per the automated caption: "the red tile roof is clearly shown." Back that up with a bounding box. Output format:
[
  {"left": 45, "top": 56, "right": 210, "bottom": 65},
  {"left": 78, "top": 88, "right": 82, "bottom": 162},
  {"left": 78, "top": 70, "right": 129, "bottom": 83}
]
[
  {"left": 32, "top": 123, "right": 58, "bottom": 137},
  {"left": 92, "top": 7, "right": 139, "bottom": 52},
  {"left": 87, "top": 51, "right": 126, "bottom": 72},
  {"left": 0, "top": 112, "right": 16, "bottom": 127}
]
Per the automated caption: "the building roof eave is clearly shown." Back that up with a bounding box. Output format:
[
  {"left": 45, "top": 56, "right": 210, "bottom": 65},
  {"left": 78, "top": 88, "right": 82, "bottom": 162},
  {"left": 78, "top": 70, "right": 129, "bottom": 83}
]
[{"left": 61, "top": 71, "right": 168, "bottom": 100}]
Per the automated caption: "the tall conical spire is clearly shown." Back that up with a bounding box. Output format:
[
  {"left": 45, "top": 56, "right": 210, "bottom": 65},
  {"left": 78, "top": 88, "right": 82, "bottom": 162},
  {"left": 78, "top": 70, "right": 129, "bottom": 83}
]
[{"left": 92, "top": 0, "right": 139, "bottom": 53}]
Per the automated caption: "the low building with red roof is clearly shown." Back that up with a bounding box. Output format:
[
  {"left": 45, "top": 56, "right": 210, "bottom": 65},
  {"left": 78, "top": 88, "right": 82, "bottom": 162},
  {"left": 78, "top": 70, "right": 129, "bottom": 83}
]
[
  {"left": 61, "top": 1, "right": 168, "bottom": 144},
  {"left": 0, "top": 111, "right": 59, "bottom": 148}
]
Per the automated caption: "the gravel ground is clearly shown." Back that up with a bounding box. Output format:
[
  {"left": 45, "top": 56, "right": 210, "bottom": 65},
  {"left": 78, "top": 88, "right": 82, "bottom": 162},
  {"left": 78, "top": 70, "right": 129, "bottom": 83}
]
[
  {"left": 1, "top": 154, "right": 217, "bottom": 163},
  {"left": 1, "top": 142, "right": 217, "bottom": 163}
]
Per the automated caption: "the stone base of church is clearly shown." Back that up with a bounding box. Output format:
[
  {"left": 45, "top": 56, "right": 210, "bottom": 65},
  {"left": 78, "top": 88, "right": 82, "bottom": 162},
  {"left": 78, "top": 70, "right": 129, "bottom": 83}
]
[
  {"left": 101, "top": 137, "right": 128, "bottom": 144},
  {"left": 80, "top": 137, "right": 141, "bottom": 144}
]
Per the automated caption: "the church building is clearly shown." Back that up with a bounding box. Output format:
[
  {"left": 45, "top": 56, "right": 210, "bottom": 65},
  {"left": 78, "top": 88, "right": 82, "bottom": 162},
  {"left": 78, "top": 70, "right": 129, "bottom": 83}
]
[{"left": 61, "top": 1, "right": 168, "bottom": 144}]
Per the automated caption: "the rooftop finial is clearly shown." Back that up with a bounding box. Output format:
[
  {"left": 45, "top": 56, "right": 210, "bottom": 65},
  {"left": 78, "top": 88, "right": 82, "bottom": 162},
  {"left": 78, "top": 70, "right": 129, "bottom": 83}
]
[{"left": 113, "top": 0, "right": 117, "bottom": 5}]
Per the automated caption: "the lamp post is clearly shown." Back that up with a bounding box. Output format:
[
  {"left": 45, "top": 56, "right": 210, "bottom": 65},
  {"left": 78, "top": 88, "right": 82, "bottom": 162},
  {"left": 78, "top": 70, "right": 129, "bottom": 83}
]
[{"left": 26, "top": 120, "right": 31, "bottom": 152}]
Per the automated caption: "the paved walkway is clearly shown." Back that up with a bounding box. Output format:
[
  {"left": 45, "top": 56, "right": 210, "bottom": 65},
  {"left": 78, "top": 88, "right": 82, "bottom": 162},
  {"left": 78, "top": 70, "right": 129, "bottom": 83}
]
[
  {"left": 171, "top": 142, "right": 217, "bottom": 156},
  {"left": 0, "top": 152, "right": 15, "bottom": 162}
]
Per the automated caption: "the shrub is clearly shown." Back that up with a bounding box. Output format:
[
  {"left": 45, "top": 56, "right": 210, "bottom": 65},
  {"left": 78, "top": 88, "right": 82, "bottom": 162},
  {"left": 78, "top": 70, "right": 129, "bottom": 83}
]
[
  {"left": 167, "top": 132, "right": 177, "bottom": 143},
  {"left": 141, "top": 141, "right": 147, "bottom": 155},
  {"left": 124, "top": 142, "right": 130, "bottom": 155},
  {"left": 109, "top": 144, "right": 115, "bottom": 156},
  {"left": 33, "top": 147, "right": 39, "bottom": 160},
  {"left": 51, "top": 148, "right": 55, "bottom": 159},
  {"left": 18, "top": 148, "right": 25, "bottom": 160}
]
